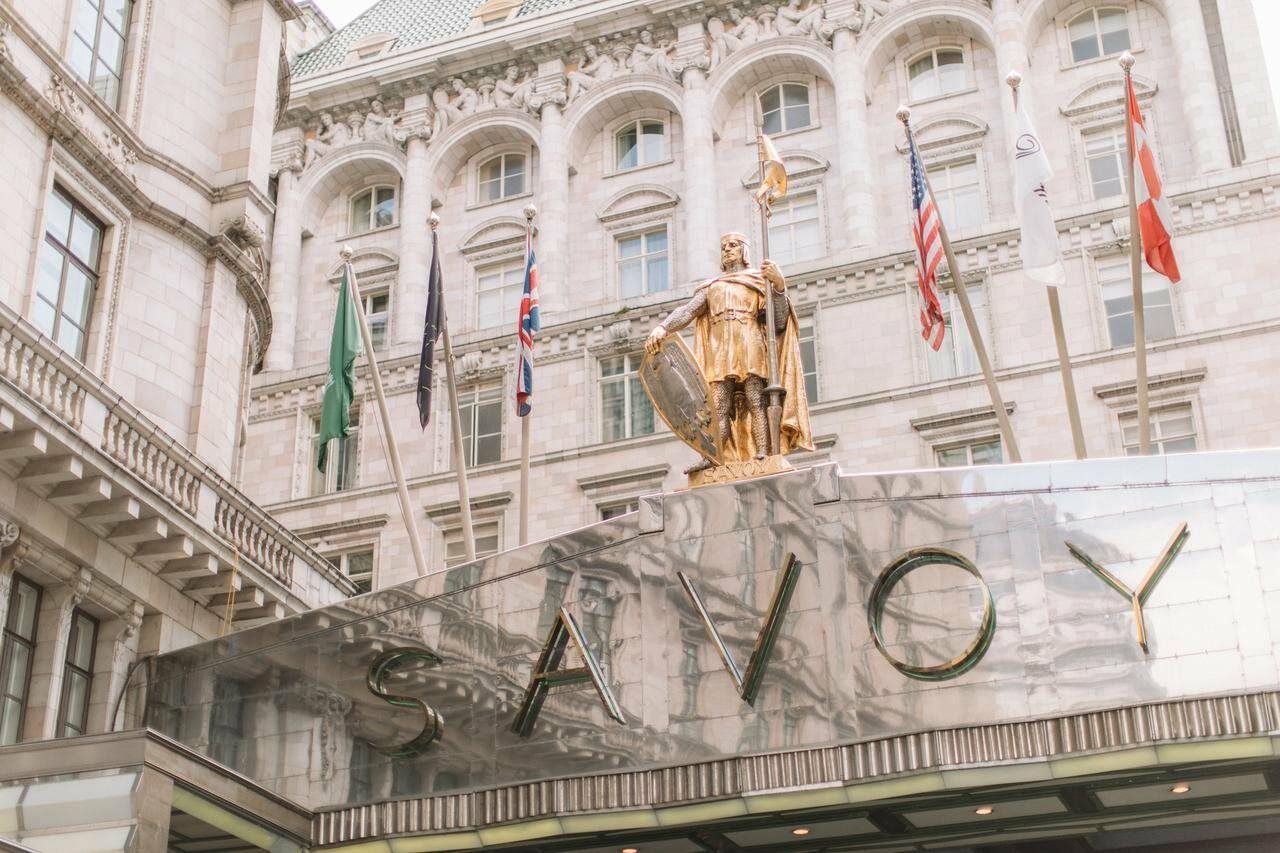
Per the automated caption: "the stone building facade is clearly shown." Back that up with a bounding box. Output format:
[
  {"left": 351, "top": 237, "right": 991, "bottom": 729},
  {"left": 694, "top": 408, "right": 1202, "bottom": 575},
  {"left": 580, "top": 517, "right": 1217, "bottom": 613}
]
[
  {"left": 250, "top": 0, "right": 1280, "bottom": 594},
  {"left": 0, "top": 0, "right": 354, "bottom": 756}
]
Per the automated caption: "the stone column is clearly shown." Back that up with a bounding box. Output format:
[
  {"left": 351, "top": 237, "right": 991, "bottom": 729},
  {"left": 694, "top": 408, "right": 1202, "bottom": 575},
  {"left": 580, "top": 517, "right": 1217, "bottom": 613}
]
[
  {"left": 1164, "top": 0, "right": 1231, "bottom": 173},
  {"left": 991, "top": 0, "right": 1029, "bottom": 147},
  {"left": 831, "top": 25, "right": 874, "bottom": 250},
  {"left": 265, "top": 160, "right": 302, "bottom": 372},
  {"left": 396, "top": 131, "right": 432, "bottom": 345},
  {"left": 681, "top": 65, "right": 719, "bottom": 275},
  {"left": 537, "top": 99, "right": 568, "bottom": 314}
]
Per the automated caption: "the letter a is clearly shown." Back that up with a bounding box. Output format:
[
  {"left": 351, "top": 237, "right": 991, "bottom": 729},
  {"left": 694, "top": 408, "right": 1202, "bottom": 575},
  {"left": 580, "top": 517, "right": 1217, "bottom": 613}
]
[
  {"left": 677, "top": 552, "right": 801, "bottom": 705},
  {"left": 511, "top": 606, "right": 625, "bottom": 737}
]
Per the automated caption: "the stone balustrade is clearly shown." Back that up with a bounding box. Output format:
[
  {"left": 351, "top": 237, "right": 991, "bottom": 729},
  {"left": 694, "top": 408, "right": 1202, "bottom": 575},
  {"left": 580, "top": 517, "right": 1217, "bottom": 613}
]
[
  {"left": 0, "top": 323, "right": 87, "bottom": 429},
  {"left": 213, "top": 498, "right": 295, "bottom": 586},
  {"left": 103, "top": 412, "right": 202, "bottom": 516}
]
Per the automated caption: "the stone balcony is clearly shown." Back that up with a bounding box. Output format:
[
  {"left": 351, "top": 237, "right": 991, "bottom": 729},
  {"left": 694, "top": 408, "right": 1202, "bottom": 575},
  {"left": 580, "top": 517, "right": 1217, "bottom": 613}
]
[{"left": 0, "top": 303, "right": 356, "bottom": 627}]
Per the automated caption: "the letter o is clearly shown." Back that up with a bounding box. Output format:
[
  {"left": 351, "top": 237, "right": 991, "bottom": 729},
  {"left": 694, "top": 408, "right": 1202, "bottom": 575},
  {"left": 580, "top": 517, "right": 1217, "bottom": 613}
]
[{"left": 867, "top": 547, "right": 996, "bottom": 682}]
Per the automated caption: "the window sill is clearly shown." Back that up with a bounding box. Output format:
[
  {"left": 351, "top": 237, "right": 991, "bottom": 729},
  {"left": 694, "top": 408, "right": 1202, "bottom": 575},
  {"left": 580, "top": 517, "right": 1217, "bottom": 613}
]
[
  {"left": 1063, "top": 45, "right": 1144, "bottom": 73},
  {"left": 605, "top": 158, "right": 675, "bottom": 180},
  {"left": 465, "top": 190, "right": 533, "bottom": 213},
  {"left": 907, "top": 85, "right": 979, "bottom": 109},
  {"left": 336, "top": 223, "right": 400, "bottom": 242},
  {"left": 755, "top": 122, "right": 820, "bottom": 143}
]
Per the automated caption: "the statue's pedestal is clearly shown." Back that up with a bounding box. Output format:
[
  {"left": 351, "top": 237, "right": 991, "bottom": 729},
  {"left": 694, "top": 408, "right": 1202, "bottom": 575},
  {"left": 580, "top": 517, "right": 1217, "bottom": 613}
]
[{"left": 688, "top": 455, "right": 792, "bottom": 488}]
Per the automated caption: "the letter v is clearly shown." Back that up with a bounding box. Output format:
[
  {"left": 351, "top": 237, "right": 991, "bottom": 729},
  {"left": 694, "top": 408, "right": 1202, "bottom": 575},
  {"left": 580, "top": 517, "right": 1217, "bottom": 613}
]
[
  {"left": 678, "top": 552, "right": 801, "bottom": 706},
  {"left": 511, "top": 606, "right": 625, "bottom": 737}
]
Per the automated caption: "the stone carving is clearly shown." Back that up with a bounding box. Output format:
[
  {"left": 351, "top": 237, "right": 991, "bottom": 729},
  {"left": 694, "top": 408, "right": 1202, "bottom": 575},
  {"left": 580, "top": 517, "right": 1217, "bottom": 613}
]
[
  {"left": 361, "top": 97, "right": 400, "bottom": 144},
  {"left": 855, "top": 0, "right": 898, "bottom": 32},
  {"left": 344, "top": 111, "right": 364, "bottom": 143},
  {"left": 706, "top": 2, "right": 836, "bottom": 69},
  {"left": 303, "top": 111, "right": 347, "bottom": 167},
  {"left": 628, "top": 30, "right": 676, "bottom": 78},
  {"left": 493, "top": 65, "right": 535, "bottom": 110},
  {"left": 0, "top": 21, "right": 13, "bottom": 66},
  {"left": 0, "top": 517, "right": 17, "bottom": 549},
  {"left": 430, "top": 78, "right": 479, "bottom": 135},
  {"left": 100, "top": 129, "right": 138, "bottom": 181},
  {"left": 566, "top": 43, "right": 618, "bottom": 102},
  {"left": 47, "top": 75, "right": 86, "bottom": 127},
  {"left": 222, "top": 215, "right": 267, "bottom": 282}
]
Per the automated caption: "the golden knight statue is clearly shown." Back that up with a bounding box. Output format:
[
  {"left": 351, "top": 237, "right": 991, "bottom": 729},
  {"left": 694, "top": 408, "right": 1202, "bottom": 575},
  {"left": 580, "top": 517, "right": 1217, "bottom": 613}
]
[{"left": 645, "top": 232, "right": 814, "bottom": 479}]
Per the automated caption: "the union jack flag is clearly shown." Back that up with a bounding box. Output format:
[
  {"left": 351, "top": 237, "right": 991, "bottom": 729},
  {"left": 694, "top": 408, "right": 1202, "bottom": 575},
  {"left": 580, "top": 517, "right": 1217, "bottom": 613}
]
[
  {"left": 908, "top": 132, "right": 947, "bottom": 351},
  {"left": 514, "top": 228, "right": 540, "bottom": 416}
]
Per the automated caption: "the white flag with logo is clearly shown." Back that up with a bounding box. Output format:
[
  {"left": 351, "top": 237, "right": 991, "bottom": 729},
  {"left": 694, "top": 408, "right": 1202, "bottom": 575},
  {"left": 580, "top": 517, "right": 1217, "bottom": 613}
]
[{"left": 1013, "top": 101, "right": 1066, "bottom": 285}]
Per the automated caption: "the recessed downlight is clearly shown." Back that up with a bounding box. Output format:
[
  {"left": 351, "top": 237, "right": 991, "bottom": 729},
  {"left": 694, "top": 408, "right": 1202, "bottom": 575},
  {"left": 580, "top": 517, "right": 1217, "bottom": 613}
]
[
  {"left": 974, "top": 805, "right": 994, "bottom": 816},
  {"left": 621, "top": 847, "right": 639, "bottom": 853},
  {"left": 1170, "top": 782, "right": 1191, "bottom": 795},
  {"left": 791, "top": 826, "right": 812, "bottom": 836}
]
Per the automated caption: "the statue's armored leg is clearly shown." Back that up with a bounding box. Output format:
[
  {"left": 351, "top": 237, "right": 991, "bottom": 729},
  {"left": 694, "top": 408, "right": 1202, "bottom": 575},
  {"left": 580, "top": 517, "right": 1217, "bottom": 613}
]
[
  {"left": 685, "top": 381, "right": 734, "bottom": 474},
  {"left": 745, "top": 375, "right": 768, "bottom": 459}
]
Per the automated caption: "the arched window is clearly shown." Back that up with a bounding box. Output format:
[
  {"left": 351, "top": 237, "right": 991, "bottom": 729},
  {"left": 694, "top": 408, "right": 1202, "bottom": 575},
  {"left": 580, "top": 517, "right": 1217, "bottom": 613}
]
[
  {"left": 908, "top": 48, "right": 966, "bottom": 102},
  {"left": 349, "top": 186, "right": 396, "bottom": 233},
  {"left": 759, "top": 83, "right": 811, "bottom": 135},
  {"left": 615, "top": 120, "right": 667, "bottom": 171},
  {"left": 1068, "top": 7, "right": 1131, "bottom": 64},
  {"left": 478, "top": 153, "right": 526, "bottom": 202}
]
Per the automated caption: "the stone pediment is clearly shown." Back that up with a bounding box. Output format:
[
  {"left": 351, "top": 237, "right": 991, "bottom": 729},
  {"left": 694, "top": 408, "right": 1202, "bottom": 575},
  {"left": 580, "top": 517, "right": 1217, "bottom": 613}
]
[
  {"left": 739, "top": 150, "right": 830, "bottom": 189},
  {"left": 1062, "top": 75, "right": 1157, "bottom": 118},
  {"left": 893, "top": 114, "right": 988, "bottom": 155},
  {"left": 325, "top": 248, "right": 399, "bottom": 284},
  {"left": 596, "top": 184, "right": 680, "bottom": 223},
  {"left": 460, "top": 216, "right": 530, "bottom": 255}
]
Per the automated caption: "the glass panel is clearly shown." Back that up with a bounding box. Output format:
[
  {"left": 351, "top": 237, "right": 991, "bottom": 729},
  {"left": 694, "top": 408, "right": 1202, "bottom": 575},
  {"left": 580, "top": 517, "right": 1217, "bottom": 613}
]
[
  {"left": 104, "top": 0, "right": 131, "bottom": 31},
  {"left": 92, "top": 63, "right": 121, "bottom": 107},
  {"left": 73, "top": 0, "right": 100, "bottom": 40},
  {"left": 618, "top": 235, "right": 642, "bottom": 258},
  {"left": 616, "top": 124, "right": 639, "bottom": 170},
  {"left": 37, "top": 242, "right": 66, "bottom": 302},
  {"left": 58, "top": 324, "right": 85, "bottom": 359},
  {"left": 600, "top": 378, "right": 626, "bottom": 442},
  {"left": 908, "top": 54, "right": 937, "bottom": 101},
  {"left": 646, "top": 255, "right": 669, "bottom": 293},
  {"left": 350, "top": 191, "right": 372, "bottom": 233},
  {"left": 63, "top": 267, "right": 93, "bottom": 327},
  {"left": 335, "top": 429, "right": 358, "bottom": 490},
  {"left": 970, "top": 440, "right": 1003, "bottom": 466},
  {"left": 629, "top": 375, "right": 655, "bottom": 436},
  {"left": 600, "top": 355, "right": 624, "bottom": 377},
  {"left": 1088, "top": 152, "right": 1123, "bottom": 199},
  {"left": 97, "top": 25, "right": 124, "bottom": 72},
  {"left": 760, "top": 86, "right": 782, "bottom": 135},
  {"left": 0, "top": 697, "right": 21, "bottom": 745},
  {"left": 503, "top": 156, "right": 525, "bottom": 197},
  {"left": 32, "top": 298, "right": 57, "bottom": 338},
  {"left": 374, "top": 188, "right": 395, "bottom": 227},
  {"left": 619, "top": 259, "right": 643, "bottom": 298},
  {"left": 69, "top": 213, "right": 102, "bottom": 268},
  {"left": 1069, "top": 12, "right": 1101, "bottom": 63},
  {"left": 1098, "top": 9, "right": 1131, "bottom": 56},
  {"left": 799, "top": 322, "right": 817, "bottom": 402},
  {"left": 62, "top": 672, "right": 89, "bottom": 735},
  {"left": 641, "top": 122, "right": 665, "bottom": 163},
  {"left": 936, "top": 446, "right": 969, "bottom": 467},
  {"left": 46, "top": 191, "right": 74, "bottom": 245},
  {"left": 4, "top": 645, "right": 31, "bottom": 697},
  {"left": 70, "top": 615, "right": 95, "bottom": 669},
  {"left": 937, "top": 49, "right": 966, "bottom": 95}
]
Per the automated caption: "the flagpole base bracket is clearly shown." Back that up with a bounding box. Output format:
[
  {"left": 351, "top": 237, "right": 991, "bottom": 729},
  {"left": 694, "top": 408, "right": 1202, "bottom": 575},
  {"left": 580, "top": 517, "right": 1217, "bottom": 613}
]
[{"left": 688, "top": 455, "right": 793, "bottom": 488}]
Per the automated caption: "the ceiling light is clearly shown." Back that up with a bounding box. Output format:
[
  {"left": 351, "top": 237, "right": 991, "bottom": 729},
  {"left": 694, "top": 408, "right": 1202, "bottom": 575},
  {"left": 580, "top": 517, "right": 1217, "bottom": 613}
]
[
  {"left": 621, "top": 848, "right": 639, "bottom": 853},
  {"left": 791, "top": 827, "right": 811, "bottom": 836},
  {"left": 1170, "top": 782, "right": 1191, "bottom": 794},
  {"left": 974, "top": 805, "right": 994, "bottom": 816}
]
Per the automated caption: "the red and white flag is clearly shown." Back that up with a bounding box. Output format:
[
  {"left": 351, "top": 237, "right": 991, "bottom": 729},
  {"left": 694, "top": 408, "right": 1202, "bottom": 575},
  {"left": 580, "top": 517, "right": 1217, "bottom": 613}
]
[{"left": 1126, "top": 78, "right": 1180, "bottom": 283}]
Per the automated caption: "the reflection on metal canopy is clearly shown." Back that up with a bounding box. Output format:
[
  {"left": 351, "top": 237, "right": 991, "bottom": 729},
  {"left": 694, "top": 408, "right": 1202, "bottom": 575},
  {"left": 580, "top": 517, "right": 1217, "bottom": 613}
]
[{"left": 140, "top": 450, "right": 1280, "bottom": 836}]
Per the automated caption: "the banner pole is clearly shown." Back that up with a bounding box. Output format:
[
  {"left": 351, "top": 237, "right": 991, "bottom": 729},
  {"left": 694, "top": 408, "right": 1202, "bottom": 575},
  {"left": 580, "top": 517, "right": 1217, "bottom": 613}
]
[
  {"left": 340, "top": 246, "right": 429, "bottom": 579},
  {"left": 431, "top": 214, "right": 477, "bottom": 563},
  {"left": 1121, "top": 52, "right": 1151, "bottom": 455},
  {"left": 898, "top": 107, "right": 1022, "bottom": 463},
  {"left": 517, "top": 205, "right": 536, "bottom": 546}
]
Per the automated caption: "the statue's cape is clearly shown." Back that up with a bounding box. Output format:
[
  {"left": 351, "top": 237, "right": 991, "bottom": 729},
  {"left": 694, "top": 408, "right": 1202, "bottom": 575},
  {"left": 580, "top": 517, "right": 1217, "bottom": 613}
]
[{"left": 692, "top": 269, "right": 815, "bottom": 460}]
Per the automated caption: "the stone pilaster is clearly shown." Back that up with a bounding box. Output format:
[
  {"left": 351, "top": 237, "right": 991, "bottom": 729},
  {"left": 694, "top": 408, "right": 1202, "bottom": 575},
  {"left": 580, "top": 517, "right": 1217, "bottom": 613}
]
[
  {"left": 536, "top": 74, "right": 568, "bottom": 314},
  {"left": 265, "top": 160, "right": 303, "bottom": 371},
  {"left": 831, "top": 25, "right": 874, "bottom": 249},
  {"left": 991, "top": 0, "right": 1028, "bottom": 147},
  {"left": 29, "top": 567, "right": 91, "bottom": 741},
  {"left": 1164, "top": 0, "right": 1231, "bottom": 173},
  {"left": 397, "top": 130, "right": 433, "bottom": 345},
  {"left": 681, "top": 63, "right": 718, "bottom": 276}
]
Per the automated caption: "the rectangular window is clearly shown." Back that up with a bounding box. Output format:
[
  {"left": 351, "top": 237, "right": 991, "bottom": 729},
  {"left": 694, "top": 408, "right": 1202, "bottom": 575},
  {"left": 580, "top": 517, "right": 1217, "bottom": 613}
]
[
  {"left": 1122, "top": 404, "right": 1198, "bottom": 456},
  {"left": 476, "top": 261, "right": 523, "bottom": 329},
  {"left": 925, "top": 287, "right": 988, "bottom": 381},
  {"left": 927, "top": 159, "right": 983, "bottom": 232},
  {"left": 362, "top": 290, "right": 389, "bottom": 350},
  {"left": 767, "top": 192, "right": 822, "bottom": 266},
  {"left": 1084, "top": 126, "right": 1126, "bottom": 200},
  {"left": 798, "top": 316, "right": 818, "bottom": 403},
  {"left": 310, "top": 413, "right": 359, "bottom": 495},
  {"left": 1098, "top": 259, "right": 1175, "bottom": 347},
  {"left": 57, "top": 609, "right": 98, "bottom": 737},
  {"left": 325, "top": 549, "right": 374, "bottom": 594},
  {"left": 617, "top": 228, "right": 669, "bottom": 298},
  {"left": 599, "top": 499, "right": 639, "bottom": 520},
  {"left": 599, "top": 353, "right": 655, "bottom": 442},
  {"left": 936, "top": 437, "right": 1004, "bottom": 467},
  {"left": 68, "top": 0, "right": 133, "bottom": 109},
  {"left": 458, "top": 385, "right": 503, "bottom": 467},
  {"left": 444, "top": 520, "right": 501, "bottom": 567},
  {"left": 35, "top": 186, "right": 104, "bottom": 360},
  {"left": 0, "top": 575, "right": 42, "bottom": 745}
]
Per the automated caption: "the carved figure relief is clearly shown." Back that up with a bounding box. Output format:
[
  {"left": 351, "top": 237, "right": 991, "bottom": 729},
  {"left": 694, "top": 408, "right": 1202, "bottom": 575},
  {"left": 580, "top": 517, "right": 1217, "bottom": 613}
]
[
  {"left": 304, "top": 112, "right": 343, "bottom": 167},
  {"left": 705, "top": 2, "right": 838, "bottom": 69},
  {"left": 362, "top": 97, "right": 400, "bottom": 144},
  {"left": 493, "top": 65, "right": 535, "bottom": 110},
  {"left": 302, "top": 99, "right": 412, "bottom": 168},
  {"left": 628, "top": 30, "right": 676, "bottom": 78},
  {"left": 566, "top": 43, "right": 618, "bottom": 102},
  {"left": 855, "top": 0, "right": 898, "bottom": 33},
  {"left": 775, "top": 0, "right": 828, "bottom": 39}
]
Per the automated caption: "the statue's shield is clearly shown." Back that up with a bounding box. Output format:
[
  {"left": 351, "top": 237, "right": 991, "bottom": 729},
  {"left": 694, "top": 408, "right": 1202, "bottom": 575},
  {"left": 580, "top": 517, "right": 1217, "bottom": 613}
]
[{"left": 640, "top": 336, "right": 723, "bottom": 465}]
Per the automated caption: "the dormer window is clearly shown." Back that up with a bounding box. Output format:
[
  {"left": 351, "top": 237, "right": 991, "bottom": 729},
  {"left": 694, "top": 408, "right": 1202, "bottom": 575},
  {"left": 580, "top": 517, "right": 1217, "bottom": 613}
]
[
  {"left": 347, "top": 33, "right": 395, "bottom": 63},
  {"left": 473, "top": 0, "right": 521, "bottom": 29}
]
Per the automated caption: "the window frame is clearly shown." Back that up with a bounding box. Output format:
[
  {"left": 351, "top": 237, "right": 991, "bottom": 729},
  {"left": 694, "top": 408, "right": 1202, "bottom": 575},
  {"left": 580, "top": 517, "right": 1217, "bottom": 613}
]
[
  {"left": 599, "top": 499, "right": 639, "bottom": 520},
  {"left": 1066, "top": 6, "right": 1133, "bottom": 66},
  {"left": 598, "top": 351, "right": 656, "bottom": 443},
  {"left": 310, "top": 408, "right": 361, "bottom": 496},
  {"left": 1081, "top": 124, "right": 1127, "bottom": 201},
  {"left": 765, "top": 189, "right": 824, "bottom": 267},
  {"left": 1095, "top": 257, "right": 1177, "bottom": 349},
  {"left": 797, "top": 314, "right": 819, "bottom": 404},
  {"left": 325, "top": 547, "right": 376, "bottom": 594},
  {"left": 925, "top": 156, "right": 985, "bottom": 234},
  {"left": 615, "top": 226, "right": 671, "bottom": 299},
  {"left": 758, "top": 82, "right": 813, "bottom": 136},
  {"left": 923, "top": 285, "right": 991, "bottom": 383},
  {"left": 935, "top": 436, "right": 1004, "bottom": 468},
  {"left": 348, "top": 184, "right": 398, "bottom": 235},
  {"left": 0, "top": 574, "right": 43, "bottom": 746},
  {"left": 457, "top": 384, "right": 504, "bottom": 468},
  {"left": 474, "top": 258, "right": 525, "bottom": 330},
  {"left": 66, "top": 0, "right": 135, "bottom": 110},
  {"left": 476, "top": 152, "right": 528, "bottom": 204},
  {"left": 35, "top": 184, "right": 105, "bottom": 361},
  {"left": 905, "top": 45, "right": 970, "bottom": 104},
  {"left": 360, "top": 287, "right": 390, "bottom": 351},
  {"left": 57, "top": 608, "right": 99, "bottom": 738},
  {"left": 1120, "top": 403, "right": 1198, "bottom": 456},
  {"left": 613, "top": 119, "right": 669, "bottom": 173},
  {"left": 443, "top": 519, "right": 501, "bottom": 567}
]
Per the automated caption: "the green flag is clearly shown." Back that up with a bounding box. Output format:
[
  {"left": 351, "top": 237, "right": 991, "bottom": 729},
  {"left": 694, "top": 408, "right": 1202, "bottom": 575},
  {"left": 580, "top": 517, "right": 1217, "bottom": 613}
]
[{"left": 317, "top": 265, "right": 362, "bottom": 471}]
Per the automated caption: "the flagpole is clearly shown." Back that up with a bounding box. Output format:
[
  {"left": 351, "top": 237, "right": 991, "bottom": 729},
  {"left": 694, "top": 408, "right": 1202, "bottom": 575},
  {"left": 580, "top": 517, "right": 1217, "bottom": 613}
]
[
  {"left": 339, "top": 245, "right": 429, "bottom": 578},
  {"left": 1120, "top": 52, "right": 1151, "bottom": 455},
  {"left": 754, "top": 131, "right": 785, "bottom": 456},
  {"left": 431, "top": 214, "right": 477, "bottom": 562},
  {"left": 898, "top": 106, "right": 1022, "bottom": 463},
  {"left": 517, "top": 204, "right": 536, "bottom": 546},
  {"left": 1007, "top": 72, "right": 1087, "bottom": 460}
]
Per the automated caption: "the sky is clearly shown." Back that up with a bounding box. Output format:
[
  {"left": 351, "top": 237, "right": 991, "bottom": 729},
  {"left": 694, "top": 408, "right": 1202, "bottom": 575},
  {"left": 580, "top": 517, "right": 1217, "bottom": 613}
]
[{"left": 311, "top": 0, "right": 1280, "bottom": 117}]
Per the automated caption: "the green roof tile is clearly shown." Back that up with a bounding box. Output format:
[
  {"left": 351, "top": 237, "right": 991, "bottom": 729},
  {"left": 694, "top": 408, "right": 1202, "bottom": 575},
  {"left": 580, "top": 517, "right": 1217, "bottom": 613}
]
[{"left": 291, "top": 0, "right": 586, "bottom": 78}]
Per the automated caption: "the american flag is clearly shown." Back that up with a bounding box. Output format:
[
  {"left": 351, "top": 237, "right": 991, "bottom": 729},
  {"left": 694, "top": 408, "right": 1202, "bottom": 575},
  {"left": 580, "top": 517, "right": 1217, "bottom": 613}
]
[
  {"left": 908, "top": 132, "right": 947, "bottom": 351},
  {"left": 1126, "top": 78, "right": 1180, "bottom": 283},
  {"left": 514, "top": 228, "right": 540, "bottom": 416}
]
